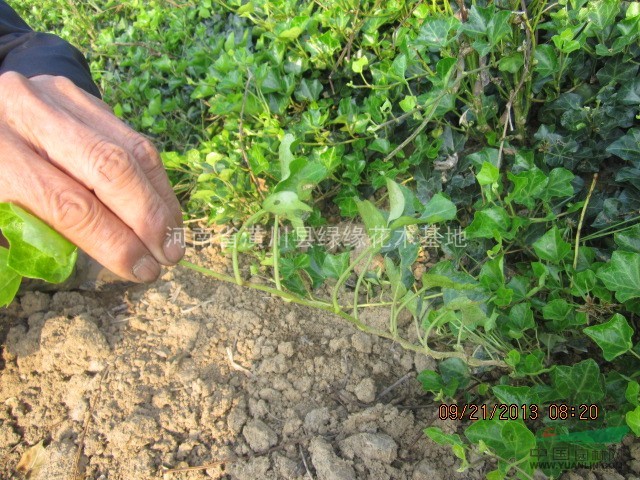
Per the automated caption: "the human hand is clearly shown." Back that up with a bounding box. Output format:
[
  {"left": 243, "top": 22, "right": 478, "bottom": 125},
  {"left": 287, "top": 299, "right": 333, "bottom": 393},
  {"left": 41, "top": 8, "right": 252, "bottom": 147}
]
[{"left": 0, "top": 72, "right": 184, "bottom": 283}]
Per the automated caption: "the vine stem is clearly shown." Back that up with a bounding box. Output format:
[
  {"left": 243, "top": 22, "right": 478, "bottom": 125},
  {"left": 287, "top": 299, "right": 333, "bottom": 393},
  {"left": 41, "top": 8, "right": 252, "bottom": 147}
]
[
  {"left": 332, "top": 245, "right": 379, "bottom": 313},
  {"left": 352, "top": 250, "right": 375, "bottom": 321},
  {"left": 573, "top": 173, "right": 598, "bottom": 270},
  {"left": 238, "top": 71, "right": 265, "bottom": 202},
  {"left": 273, "top": 215, "right": 282, "bottom": 291},
  {"left": 580, "top": 214, "right": 640, "bottom": 242},
  {"left": 232, "top": 210, "right": 267, "bottom": 285},
  {"left": 179, "top": 260, "right": 507, "bottom": 368},
  {"left": 389, "top": 278, "right": 403, "bottom": 336}
]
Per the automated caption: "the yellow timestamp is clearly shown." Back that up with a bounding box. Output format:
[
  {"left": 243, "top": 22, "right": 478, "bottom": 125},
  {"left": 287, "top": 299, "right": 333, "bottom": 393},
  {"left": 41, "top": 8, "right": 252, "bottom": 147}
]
[{"left": 439, "top": 403, "right": 601, "bottom": 421}]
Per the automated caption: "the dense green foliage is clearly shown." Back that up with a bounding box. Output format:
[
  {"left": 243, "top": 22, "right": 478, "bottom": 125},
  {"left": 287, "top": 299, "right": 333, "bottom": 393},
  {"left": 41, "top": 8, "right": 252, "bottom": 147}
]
[{"left": 13, "top": 0, "right": 640, "bottom": 478}]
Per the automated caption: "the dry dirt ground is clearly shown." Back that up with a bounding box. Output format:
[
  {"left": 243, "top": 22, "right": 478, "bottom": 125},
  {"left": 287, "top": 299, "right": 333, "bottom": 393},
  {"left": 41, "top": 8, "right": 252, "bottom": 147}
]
[{"left": 1, "top": 247, "right": 640, "bottom": 480}]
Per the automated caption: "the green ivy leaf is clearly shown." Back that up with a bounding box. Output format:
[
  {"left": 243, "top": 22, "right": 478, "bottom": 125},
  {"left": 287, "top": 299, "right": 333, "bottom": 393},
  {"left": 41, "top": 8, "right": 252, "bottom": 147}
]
[
  {"left": 466, "top": 207, "right": 511, "bottom": 240},
  {"left": 492, "top": 385, "right": 537, "bottom": 406},
  {"left": 351, "top": 56, "right": 369, "bottom": 73},
  {"left": 534, "top": 125, "right": 580, "bottom": 168},
  {"left": 584, "top": 313, "right": 634, "bottom": 361},
  {"left": 399, "top": 95, "right": 417, "bottom": 113},
  {"left": 570, "top": 269, "right": 597, "bottom": 297},
  {"left": 615, "top": 224, "right": 640, "bottom": 253},
  {"left": 597, "top": 251, "right": 640, "bottom": 302},
  {"left": 479, "top": 255, "right": 504, "bottom": 290},
  {"left": 316, "top": 145, "right": 344, "bottom": 174},
  {"left": 552, "top": 27, "right": 583, "bottom": 54},
  {"left": 461, "top": 5, "right": 492, "bottom": 37},
  {"left": 515, "top": 351, "right": 549, "bottom": 377},
  {"left": 465, "top": 419, "right": 535, "bottom": 462},
  {"left": 440, "top": 357, "right": 470, "bottom": 392},
  {"left": 279, "top": 133, "right": 296, "bottom": 180},
  {"left": 606, "top": 128, "right": 640, "bottom": 163},
  {"left": 501, "top": 421, "right": 536, "bottom": 461},
  {"left": 419, "top": 193, "right": 457, "bottom": 223},
  {"left": 322, "top": 252, "right": 350, "bottom": 280},
  {"left": 503, "top": 303, "right": 535, "bottom": 339},
  {"left": 278, "top": 26, "right": 303, "bottom": 40},
  {"left": 434, "top": 57, "right": 457, "bottom": 86},
  {"left": 539, "top": 168, "right": 575, "bottom": 202},
  {"left": 462, "top": 5, "right": 512, "bottom": 46},
  {"left": 506, "top": 168, "right": 548, "bottom": 209},
  {"left": 542, "top": 298, "right": 586, "bottom": 329},
  {"left": 619, "top": 77, "right": 640, "bottom": 106},
  {"left": 466, "top": 148, "right": 500, "bottom": 169},
  {"left": 476, "top": 162, "right": 500, "bottom": 186},
  {"left": 587, "top": 0, "right": 620, "bottom": 29},
  {"left": 532, "top": 227, "right": 571, "bottom": 263},
  {"left": 498, "top": 53, "right": 524, "bottom": 73},
  {"left": 356, "top": 199, "right": 387, "bottom": 241},
  {"left": 294, "top": 78, "right": 323, "bottom": 102},
  {"left": 0, "top": 247, "right": 21, "bottom": 307},
  {"left": 596, "top": 59, "right": 639, "bottom": 87},
  {"left": 626, "top": 406, "right": 640, "bottom": 436},
  {"left": 616, "top": 167, "right": 640, "bottom": 190},
  {"left": 626, "top": 381, "right": 640, "bottom": 407},
  {"left": 274, "top": 158, "right": 328, "bottom": 201},
  {"left": 551, "top": 359, "right": 605, "bottom": 404},
  {"left": 486, "top": 10, "right": 512, "bottom": 45},
  {"left": 247, "top": 144, "right": 270, "bottom": 176},
  {"left": 369, "top": 138, "right": 391, "bottom": 154},
  {"left": 280, "top": 255, "right": 310, "bottom": 295},
  {"left": 386, "top": 179, "right": 405, "bottom": 223},
  {"left": 0, "top": 203, "right": 77, "bottom": 283},
  {"left": 486, "top": 470, "right": 506, "bottom": 480},
  {"left": 424, "top": 427, "right": 465, "bottom": 449},
  {"left": 305, "top": 245, "right": 327, "bottom": 289},
  {"left": 534, "top": 44, "right": 558, "bottom": 78},
  {"left": 417, "top": 370, "right": 444, "bottom": 393},
  {"left": 416, "top": 17, "right": 460, "bottom": 50},
  {"left": 505, "top": 349, "right": 521, "bottom": 368},
  {"left": 424, "top": 427, "right": 469, "bottom": 471},
  {"left": 262, "top": 191, "right": 312, "bottom": 231}
]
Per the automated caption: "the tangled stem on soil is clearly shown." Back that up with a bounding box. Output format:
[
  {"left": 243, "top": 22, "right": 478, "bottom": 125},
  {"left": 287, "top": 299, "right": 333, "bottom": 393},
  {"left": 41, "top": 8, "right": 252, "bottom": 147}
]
[{"left": 179, "top": 260, "right": 508, "bottom": 368}]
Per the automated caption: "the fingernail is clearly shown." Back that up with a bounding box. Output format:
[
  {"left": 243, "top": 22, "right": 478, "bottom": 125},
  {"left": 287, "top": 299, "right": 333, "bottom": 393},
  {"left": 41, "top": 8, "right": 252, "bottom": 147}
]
[
  {"left": 163, "top": 233, "right": 185, "bottom": 264},
  {"left": 132, "top": 254, "right": 160, "bottom": 283}
]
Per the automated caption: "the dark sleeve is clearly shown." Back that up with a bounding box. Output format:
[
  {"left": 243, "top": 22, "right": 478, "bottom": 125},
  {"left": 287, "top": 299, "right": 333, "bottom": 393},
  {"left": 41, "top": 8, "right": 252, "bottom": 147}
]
[{"left": 0, "top": 1, "right": 100, "bottom": 98}]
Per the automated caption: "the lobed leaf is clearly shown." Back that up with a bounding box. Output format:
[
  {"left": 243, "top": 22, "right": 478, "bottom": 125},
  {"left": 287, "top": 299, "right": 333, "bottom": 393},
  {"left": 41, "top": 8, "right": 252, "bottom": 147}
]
[
  {"left": 607, "top": 128, "right": 640, "bottom": 163},
  {"left": 584, "top": 313, "right": 634, "bottom": 361},
  {"left": 465, "top": 207, "right": 511, "bottom": 240},
  {"left": 465, "top": 419, "right": 535, "bottom": 462},
  {"left": 420, "top": 193, "right": 457, "bottom": 223},
  {"left": 615, "top": 224, "right": 640, "bottom": 253},
  {"left": 532, "top": 227, "right": 572, "bottom": 264},
  {"left": 551, "top": 359, "right": 605, "bottom": 404},
  {"left": 597, "top": 251, "right": 640, "bottom": 302}
]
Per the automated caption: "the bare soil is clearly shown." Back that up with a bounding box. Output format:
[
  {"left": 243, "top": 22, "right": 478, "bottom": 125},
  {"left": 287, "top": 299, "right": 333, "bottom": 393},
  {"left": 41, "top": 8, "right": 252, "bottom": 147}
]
[{"left": 1, "top": 247, "right": 639, "bottom": 480}]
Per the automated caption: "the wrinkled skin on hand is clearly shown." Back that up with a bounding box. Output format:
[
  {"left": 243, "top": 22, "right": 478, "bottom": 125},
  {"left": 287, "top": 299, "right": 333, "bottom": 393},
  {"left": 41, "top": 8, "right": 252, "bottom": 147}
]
[{"left": 0, "top": 72, "right": 184, "bottom": 282}]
